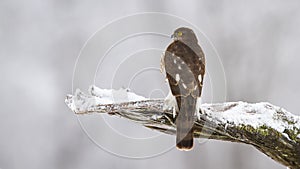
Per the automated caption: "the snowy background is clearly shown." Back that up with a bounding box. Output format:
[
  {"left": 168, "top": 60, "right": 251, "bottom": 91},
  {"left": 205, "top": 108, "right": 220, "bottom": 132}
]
[{"left": 1, "top": 0, "right": 300, "bottom": 169}]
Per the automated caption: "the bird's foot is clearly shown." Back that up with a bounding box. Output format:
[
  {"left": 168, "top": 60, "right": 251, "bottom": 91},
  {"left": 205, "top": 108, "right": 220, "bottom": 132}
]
[
  {"left": 195, "top": 97, "right": 202, "bottom": 120},
  {"left": 163, "top": 91, "right": 178, "bottom": 118}
]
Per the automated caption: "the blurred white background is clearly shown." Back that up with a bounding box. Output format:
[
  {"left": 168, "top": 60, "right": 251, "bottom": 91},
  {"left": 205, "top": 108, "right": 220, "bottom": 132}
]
[{"left": 1, "top": 0, "right": 299, "bottom": 169}]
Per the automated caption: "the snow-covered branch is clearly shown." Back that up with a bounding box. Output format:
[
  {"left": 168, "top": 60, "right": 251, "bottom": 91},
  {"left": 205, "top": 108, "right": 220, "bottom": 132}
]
[{"left": 65, "top": 86, "right": 300, "bottom": 169}]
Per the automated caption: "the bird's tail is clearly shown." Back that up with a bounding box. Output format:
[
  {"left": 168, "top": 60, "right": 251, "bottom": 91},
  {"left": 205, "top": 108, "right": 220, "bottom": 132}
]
[{"left": 176, "top": 95, "right": 196, "bottom": 150}]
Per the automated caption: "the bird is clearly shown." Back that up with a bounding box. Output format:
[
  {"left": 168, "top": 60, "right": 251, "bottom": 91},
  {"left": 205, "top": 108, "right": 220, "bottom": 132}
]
[{"left": 161, "top": 27, "right": 205, "bottom": 150}]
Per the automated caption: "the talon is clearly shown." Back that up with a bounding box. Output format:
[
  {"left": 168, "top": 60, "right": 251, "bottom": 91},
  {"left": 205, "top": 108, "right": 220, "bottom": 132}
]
[{"left": 163, "top": 91, "right": 178, "bottom": 113}]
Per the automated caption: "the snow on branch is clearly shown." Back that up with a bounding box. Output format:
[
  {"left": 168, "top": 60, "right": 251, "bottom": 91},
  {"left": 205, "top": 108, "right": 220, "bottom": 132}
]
[{"left": 65, "top": 85, "right": 300, "bottom": 169}]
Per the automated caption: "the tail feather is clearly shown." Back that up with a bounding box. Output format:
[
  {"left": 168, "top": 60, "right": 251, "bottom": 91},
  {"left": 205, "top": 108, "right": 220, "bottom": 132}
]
[
  {"left": 175, "top": 95, "right": 196, "bottom": 150},
  {"left": 176, "top": 128, "right": 194, "bottom": 150}
]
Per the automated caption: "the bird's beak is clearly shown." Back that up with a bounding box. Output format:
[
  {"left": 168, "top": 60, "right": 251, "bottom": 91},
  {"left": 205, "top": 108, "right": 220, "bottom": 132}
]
[{"left": 171, "top": 34, "right": 174, "bottom": 39}]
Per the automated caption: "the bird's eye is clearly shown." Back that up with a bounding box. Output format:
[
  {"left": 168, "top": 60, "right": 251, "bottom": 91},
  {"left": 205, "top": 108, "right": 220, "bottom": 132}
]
[{"left": 177, "top": 31, "right": 183, "bottom": 36}]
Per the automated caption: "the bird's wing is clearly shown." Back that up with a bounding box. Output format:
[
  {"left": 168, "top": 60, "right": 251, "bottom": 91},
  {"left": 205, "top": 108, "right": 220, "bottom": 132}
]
[{"left": 164, "top": 41, "right": 204, "bottom": 150}]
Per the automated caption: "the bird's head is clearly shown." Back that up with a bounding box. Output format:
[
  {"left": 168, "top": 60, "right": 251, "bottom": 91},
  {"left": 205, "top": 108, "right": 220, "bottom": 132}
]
[{"left": 171, "top": 27, "right": 198, "bottom": 43}]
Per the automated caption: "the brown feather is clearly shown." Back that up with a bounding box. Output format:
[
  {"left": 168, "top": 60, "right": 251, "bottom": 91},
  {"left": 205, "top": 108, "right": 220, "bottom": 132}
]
[{"left": 164, "top": 27, "right": 205, "bottom": 150}]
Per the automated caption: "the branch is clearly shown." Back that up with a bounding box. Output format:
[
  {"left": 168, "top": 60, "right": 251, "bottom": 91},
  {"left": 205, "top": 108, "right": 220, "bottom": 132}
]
[{"left": 65, "top": 86, "right": 300, "bottom": 169}]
